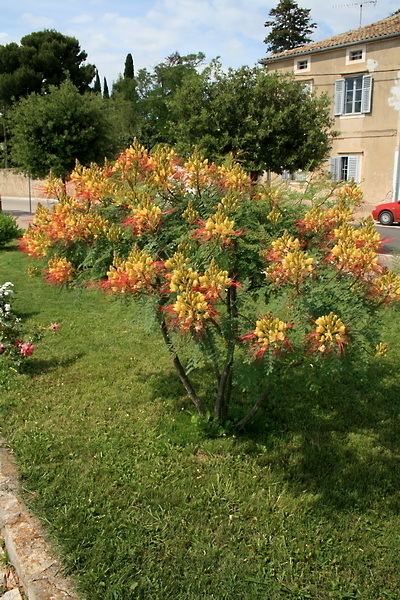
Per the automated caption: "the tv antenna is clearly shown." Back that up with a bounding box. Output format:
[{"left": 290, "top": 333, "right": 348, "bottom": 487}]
[{"left": 333, "top": 1, "right": 378, "bottom": 28}]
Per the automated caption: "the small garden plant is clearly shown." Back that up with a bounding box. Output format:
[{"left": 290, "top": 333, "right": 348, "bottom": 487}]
[
  {"left": 19, "top": 142, "right": 400, "bottom": 428},
  {"left": 0, "top": 213, "right": 20, "bottom": 248}
]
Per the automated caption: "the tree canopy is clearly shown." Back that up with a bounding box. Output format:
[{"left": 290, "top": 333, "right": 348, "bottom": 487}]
[
  {"left": 0, "top": 30, "right": 95, "bottom": 106},
  {"left": 264, "top": 0, "right": 317, "bottom": 53},
  {"left": 124, "top": 53, "right": 135, "bottom": 79},
  {"left": 170, "top": 64, "right": 332, "bottom": 176},
  {"left": 9, "top": 81, "right": 117, "bottom": 178}
]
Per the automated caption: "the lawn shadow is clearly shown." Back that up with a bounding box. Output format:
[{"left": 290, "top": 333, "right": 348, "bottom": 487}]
[
  {"left": 241, "top": 359, "right": 400, "bottom": 514},
  {"left": 21, "top": 352, "right": 85, "bottom": 376}
]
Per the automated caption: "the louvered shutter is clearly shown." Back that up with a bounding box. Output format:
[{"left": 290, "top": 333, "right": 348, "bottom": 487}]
[
  {"left": 334, "top": 79, "right": 345, "bottom": 115},
  {"left": 361, "top": 75, "right": 373, "bottom": 113},
  {"left": 330, "top": 157, "right": 340, "bottom": 181},
  {"left": 348, "top": 155, "right": 360, "bottom": 183}
]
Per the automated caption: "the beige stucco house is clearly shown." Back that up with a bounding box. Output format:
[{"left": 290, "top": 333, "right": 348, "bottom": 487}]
[{"left": 261, "top": 13, "right": 400, "bottom": 210}]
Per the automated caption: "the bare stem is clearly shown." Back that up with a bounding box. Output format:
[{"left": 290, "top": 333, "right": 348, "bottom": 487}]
[{"left": 158, "top": 313, "right": 206, "bottom": 416}]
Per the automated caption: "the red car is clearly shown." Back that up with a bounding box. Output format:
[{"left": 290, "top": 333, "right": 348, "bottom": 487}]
[{"left": 372, "top": 201, "right": 400, "bottom": 225}]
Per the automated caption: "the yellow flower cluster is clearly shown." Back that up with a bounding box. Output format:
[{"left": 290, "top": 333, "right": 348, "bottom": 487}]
[
  {"left": 266, "top": 250, "right": 314, "bottom": 287},
  {"left": 166, "top": 258, "right": 230, "bottom": 331},
  {"left": 371, "top": 272, "right": 400, "bottom": 303},
  {"left": 267, "top": 232, "right": 301, "bottom": 259},
  {"left": 220, "top": 193, "right": 240, "bottom": 213},
  {"left": 198, "top": 259, "right": 231, "bottom": 300},
  {"left": 184, "top": 152, "right": 211, "bottom": 189},
  {"left": 169, "top": 265, "right": 200, "bottom": 293},
  {"left": 202, "top": 208, "right": 238, "bottom": 244},
  {"left": 43, "top": 173, "right": 66, "bottom": 200},
  {"left": 329, "top": 220, "right": 380, "bottom": 276},
  {"left": 124, "top": 198, "right": 162, "bottom": 236},
  {"left": 182, "top": 201, "right": 199, "bottom": 224},
  {"left": 311, "top": 313, "right": 347, "bottom": 353},
  {"left": 337, "top": 183, "right": 363, "bottom": 207},
  {"left": 217, "top": 163, "right": 250, "bottom": 192},
  {"left": 173, "top": 290, "right": 212, "bottom": 333},
  {"left": 375, "top": 342, "right": 389, "bottom": 357},
  {"left": 299, "top": 205, "right": 352, "bottom": 234},
  {"left": 164, "top": 252, "right": 191, "bottom": 271},
  {"left": 70, "top": 162, "right": 113, "bottom": 203},
  {"left": 105, "top": 247, "right": 158, "bottom": 294},
  {"left": 267, "top": 207, "right": 282, "bottom": 224},
  {"left": 45, "top": 257, "right": 74, "bottom": 285},
  {"left": 253, "top": 314, "right": 291, "bottom": 354},
  {"left": 149, "top": 145, "right": 177, "bottom": 188}
]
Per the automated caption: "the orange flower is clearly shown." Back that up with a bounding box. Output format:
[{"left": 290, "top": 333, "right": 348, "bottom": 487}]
[
  {"left": 240, "top": 314, "right": 292, "bottom": 358},
  {"left": 45, "top": 258, "right": 74, "bottom": 285}
]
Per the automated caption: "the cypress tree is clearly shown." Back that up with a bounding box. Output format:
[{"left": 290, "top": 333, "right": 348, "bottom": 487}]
[
  {"left": 93, "top": 70, "right": 101, "bottom": 93},
  {"left": 103, "top": 77, "right": 110, "bottom": 99},
  {"left": 264, "top": 0, "right": 316, "bottom": 53},
  {"left": 124, "top": 53, "right": 135, "bottom": 79}
]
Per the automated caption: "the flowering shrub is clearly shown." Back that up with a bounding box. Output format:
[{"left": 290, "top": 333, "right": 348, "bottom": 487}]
[
  {"left": 0, "top": 282, "right": 35, "bottom": 370},
  {"left": 20, "top": 141, "right": 398, "bottom": 428}
]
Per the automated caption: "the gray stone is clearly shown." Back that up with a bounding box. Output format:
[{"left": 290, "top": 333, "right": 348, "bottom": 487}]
[{"left": 1, "top": 588, "right": 23, "bottom": 600}]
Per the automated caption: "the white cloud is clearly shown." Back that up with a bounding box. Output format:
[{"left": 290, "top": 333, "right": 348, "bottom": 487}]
[
  {"left": 21, "top": 12, "right": 55, "bottom": 28},
  {"left": 70, "top": 14, "right": 94, "bottom": 24},
  {"left": 0, "top": 33, "right": 10, "bottom": 42},
  {"left": 4, "top": 0, "right": 398, "bottom": 87}
]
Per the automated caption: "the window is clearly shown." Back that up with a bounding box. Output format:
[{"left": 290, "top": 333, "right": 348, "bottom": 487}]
[
  {"left": 302, "top": 80, "right": 313, "bottom": 95},
  {"left": 297, "top": 59, "right": 308, "bottom": 70},
  {"left": 294, "top": 56, "right": 310, "bottom": 73},
  {"left": 349, "top": 49, "right": 363, "bottom": 61},
  {"left": 330, "top": 155, "right": 361, "bottom": 182},
  {"left": 345, "top": 76, "right": 363, "bottom": 114},
  {"left": 334, "top": 75, "right": 372, "bottom": 116},
  {"left": 346, "top": 46, "right": 366, "bottom": 64}
]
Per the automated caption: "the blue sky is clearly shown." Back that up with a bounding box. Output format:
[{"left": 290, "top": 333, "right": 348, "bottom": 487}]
[{"left": 0, "top": 0, "right": 398, "bottom": 86}]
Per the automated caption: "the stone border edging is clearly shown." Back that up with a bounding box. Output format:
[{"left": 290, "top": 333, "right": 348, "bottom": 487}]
[{"left": 0, "top": 440, "right": 80, "bottom": 600}]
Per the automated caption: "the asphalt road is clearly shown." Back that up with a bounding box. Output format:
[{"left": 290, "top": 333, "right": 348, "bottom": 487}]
[{"left": 2, "top": 195, "right": 400, "bottom": 253}]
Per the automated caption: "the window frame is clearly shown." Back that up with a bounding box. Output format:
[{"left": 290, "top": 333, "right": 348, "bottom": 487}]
[
  {"left": 346, "top": 45, "right": 366, "bottom": 65},
  {"left": 334, "top": 74, "right": 373, "bottom": 116},
  {"left": 294, "top": 56, "right": 311, "bottom": 73},
  {"left": 330, "top": 154, "right": 361, "bottom": 183}
]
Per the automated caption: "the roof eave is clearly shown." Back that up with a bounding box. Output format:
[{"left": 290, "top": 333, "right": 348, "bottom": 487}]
[{"left": 259, "top": 30, "right": 400, "bottom": 65}]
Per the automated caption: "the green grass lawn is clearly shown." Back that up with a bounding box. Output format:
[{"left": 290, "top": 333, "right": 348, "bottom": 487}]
[{"left": 1, "top": 247, "right": 400, "bottom": 599}]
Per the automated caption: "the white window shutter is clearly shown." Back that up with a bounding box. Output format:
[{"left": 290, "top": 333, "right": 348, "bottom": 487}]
[
  {"left": 348, "top": 156, "right": 360, "bottom": 182},
  {"left": 334, "top": 79, "right": 345, "bottom": 115},
  {"left": 330, "top": 157, "right": 339, "bottom": 181},
  {"left": 361, "top": 75, "right": 372, "bottom": 113}
]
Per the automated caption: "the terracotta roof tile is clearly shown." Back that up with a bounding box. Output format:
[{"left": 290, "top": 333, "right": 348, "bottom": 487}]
[{"left": 261, "top": 13, "right": 400, "bottom": 63}]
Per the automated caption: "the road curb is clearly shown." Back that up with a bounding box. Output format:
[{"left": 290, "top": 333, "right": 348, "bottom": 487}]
[{"left": 0, "top": 440, "right": 80, "bottom": 600}]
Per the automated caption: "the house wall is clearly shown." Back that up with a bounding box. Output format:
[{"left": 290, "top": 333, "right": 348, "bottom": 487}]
[{"left": 265, "top": 37, "right": 400, "bottom": 210}]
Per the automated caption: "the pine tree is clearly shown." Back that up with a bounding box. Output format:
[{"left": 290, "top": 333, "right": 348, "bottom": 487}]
[
  {"left": 103, "top": 77, "right": 110, "bottom": 99},
  {"left": 124, "top": 53, "right": 135, "bottom": 80},
  {"left": 93, "top": 70, "right": 101, "bottom": 94},
  {"left": 264, "top": 0, "right": 316, "bottom": 53}
]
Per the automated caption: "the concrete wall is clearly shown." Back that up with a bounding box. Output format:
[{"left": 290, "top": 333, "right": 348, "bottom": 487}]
[
  {"left": 265, "top": 37, "right": 400, "bottom": 210},
  {"left": 0, "top": 169, "right": 47, "bottom": 198}
]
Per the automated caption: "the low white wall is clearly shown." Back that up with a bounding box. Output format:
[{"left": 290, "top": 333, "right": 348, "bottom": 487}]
[{"left": 0, "top": 169, "right": 47, "bottom": 198}]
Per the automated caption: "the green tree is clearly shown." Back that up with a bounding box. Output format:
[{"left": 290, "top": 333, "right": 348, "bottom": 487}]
[
  {"left": 93, "top": 70, "right": 101, "bottom": 94},
  {"left": 124, "top": 53, "right": 135, "bottom": 79},
  {"left": 0, "top": 30, "right": 95, "bottom": 106},
  {"left": 9, "top": 81, "right": 117, "bottom": 179},
  {"left": 103, "top": 77, "right": 109, "bottom": 99},
  {"left": 136, "top": 52, "right": 206, "bottom": 148},
  {"left": 264, "top": 0, "right": 316, "bottom": 53},
  {"left": 171, "top": 65, "right": 332, "bottom": 177}
]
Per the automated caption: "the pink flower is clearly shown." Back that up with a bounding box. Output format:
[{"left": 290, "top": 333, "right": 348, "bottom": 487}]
[
  {"left": 49, "top": 322, "right": 61, "bottom": 331},
  {"left": 19, "top": 342, "right": 35, "bottom": 357},
  {"left": 0, "top": 343, "right": 6, "bottom": 354}
]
